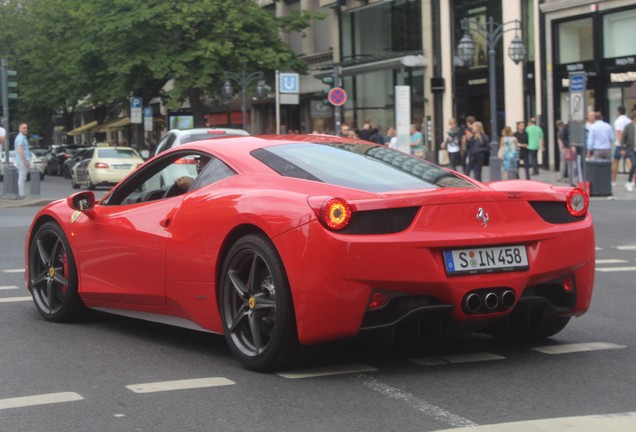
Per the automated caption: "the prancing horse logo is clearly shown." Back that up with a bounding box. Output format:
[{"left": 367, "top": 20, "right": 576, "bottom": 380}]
[{"left": 476, "top": 208, "right": 489, "bottom": 227}]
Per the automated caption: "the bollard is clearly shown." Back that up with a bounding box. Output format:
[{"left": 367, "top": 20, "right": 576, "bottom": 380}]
[
  {"left": 2, "top": 164, "right": 19, "bottom": 199},
  {"left": 29, "top": 168, "right": 41, "bottom": 196}
]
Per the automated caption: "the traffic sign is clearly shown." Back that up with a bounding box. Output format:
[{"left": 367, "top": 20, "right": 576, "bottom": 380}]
[
  {"left": 130, "top": 97, "right": 142, "bottom": 124},
  {"left": 328, "top": 87, "right": 347, "bottom": 106},
  {"left": 279, "top": 73, "right": 299, "bottom": 94}
]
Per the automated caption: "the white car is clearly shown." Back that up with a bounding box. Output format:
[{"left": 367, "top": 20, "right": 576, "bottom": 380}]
[
  {"left": 154, "top": 128, "right": 249, "bottom": 156},
  {"left": 75, "top": 146, "right": 144, "bottom": 189},
  {"left": 0, "top": 150, "right": 45, "bottom": 181}
]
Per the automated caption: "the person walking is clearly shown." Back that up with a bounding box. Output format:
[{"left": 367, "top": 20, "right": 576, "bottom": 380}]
[
  {"left": 556, "top": 120, "right": 570, "bottom": 183},
  {"left": 465, "top": 121, "right": 490, "bottom": 181},
  {"left": 586, "top": 112, "right": 614, "bottom": 160},
  {"left": 461, "top": 116, "right": 475, "bottom": 173},
  {"left": 498, "top": 126, "right": 519, "bottom": 180},
  {"left": 15, "top": 122, "right": 31, "bottom": 199},
  {"left": 442, "top": 117, "right": 462, "bottom": 171},
  {"left": 525, "top": 117, "right": 544, "bottom": 175},
  {"left": 612, "top": 106, "right": 631, "bottom": 186},
  {"left": 410, "top": 123, "right": 424, "bottom": 157},
  {"left": 513, "top": 121, "right": 530, "bottom": 179},
  {"left": 621, "top": 111, "right": 636, "bottom": 192}
]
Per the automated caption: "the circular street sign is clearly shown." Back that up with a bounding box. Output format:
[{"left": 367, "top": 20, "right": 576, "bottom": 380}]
[{"left": 328, "top": 87, "right": 347, "bottom": 106}]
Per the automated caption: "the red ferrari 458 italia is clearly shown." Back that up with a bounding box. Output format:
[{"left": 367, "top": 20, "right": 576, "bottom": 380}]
[{"left": 24, "top": 135, "right": 594, "bottom": 371}]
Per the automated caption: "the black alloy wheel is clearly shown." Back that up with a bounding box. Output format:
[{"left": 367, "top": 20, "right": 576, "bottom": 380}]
[
  {"left": 29, "top": 222, "right": 86, "bottom": 322},
  {"left": 219, "top": 234, "right": 298, "bottom": 371}
]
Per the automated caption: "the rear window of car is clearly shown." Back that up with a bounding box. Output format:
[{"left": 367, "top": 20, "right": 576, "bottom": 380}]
[
  {"left": 251, "top": 142, "right": 475, "bottom": 193},
  {"left": 98, "top": 148, "right": 138, "bottom": 159}
]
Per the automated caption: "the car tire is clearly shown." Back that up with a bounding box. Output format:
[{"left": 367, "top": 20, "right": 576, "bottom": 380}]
[
  {"left": 71, "top": 173, "right": 79, "bottom": 189},
  {"left": 219, "top": 233, "right": 298, "bottom": 372},
  {"left": 62, "top": 166, "right": 70, "bottom": 179},
  {"left": 87, "top": 173, "right": 96, "bottom": 190},
  {"left": 28, "top": 221, "right": 87, "bottom": 322}
]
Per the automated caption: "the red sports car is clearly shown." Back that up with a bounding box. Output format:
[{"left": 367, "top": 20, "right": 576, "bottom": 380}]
[{"left": 24, "top": 135, "right": 594, "bottom": 371}]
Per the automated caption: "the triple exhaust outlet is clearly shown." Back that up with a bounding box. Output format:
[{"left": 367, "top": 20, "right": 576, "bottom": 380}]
[{"left": 463, "top": 289, "right": 516, "bottom": 314}]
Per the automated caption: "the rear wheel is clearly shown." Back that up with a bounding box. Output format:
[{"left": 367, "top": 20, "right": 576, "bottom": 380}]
[
  {"left": 71, "top": 173, "right": 79, "bottom": 189},
  {"left": 219, "top": 234, "right": 298, "bottom": 371},
  {"left": 28, "top": 222, "right": 87, "bottom": 322}
]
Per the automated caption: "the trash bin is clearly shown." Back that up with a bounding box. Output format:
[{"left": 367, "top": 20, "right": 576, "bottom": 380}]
[{"left": 584, "top": 159, "right": 612, "bottom": 196}]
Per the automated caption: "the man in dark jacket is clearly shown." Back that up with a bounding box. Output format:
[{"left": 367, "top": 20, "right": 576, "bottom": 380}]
[
  {"left": 513, "top": 121, "right": 530, "bottom": 179},
  {"left": 621, "top": 111, "right": 636, "bottom": 192}
]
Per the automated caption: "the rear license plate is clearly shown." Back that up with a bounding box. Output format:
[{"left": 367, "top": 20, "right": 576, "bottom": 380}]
[
  {"left": 443, "top": 245, "right": 529, "bottom": 275},
  {"left": 113, "top": 164, "right": 131, "bottom": 169}
]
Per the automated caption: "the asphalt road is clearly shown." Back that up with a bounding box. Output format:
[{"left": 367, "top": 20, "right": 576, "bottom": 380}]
[{"left": 1, "top": 176, "right": 636, "bottom": 431}]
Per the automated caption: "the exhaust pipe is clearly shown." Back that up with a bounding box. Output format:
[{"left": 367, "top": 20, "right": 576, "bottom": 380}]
[
  {"left": 484, "top": 292, "right": 499, "bottom": 310},
  {"left": 463, "top": 293, "right": 482, "bottom": 314},
  {"left": 501, "top": 290, "right": 516, "bottom": 309}
]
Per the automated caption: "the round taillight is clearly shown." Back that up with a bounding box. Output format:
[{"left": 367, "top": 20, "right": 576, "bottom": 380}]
[
  {"left": 320, "top": 197, "right": 352, "bottom": 230},
  {"left": 566, "top": 187, "right": 589, "bottom": 217}
]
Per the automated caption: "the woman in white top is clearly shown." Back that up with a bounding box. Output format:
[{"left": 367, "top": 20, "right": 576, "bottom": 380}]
[{"left": 441, "top": 118, "right": 461, "bottom": 171}]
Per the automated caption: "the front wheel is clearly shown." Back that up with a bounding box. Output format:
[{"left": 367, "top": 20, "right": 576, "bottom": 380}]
[
  {"left": 219, "top": 234, "right": 298, "bottom": 371},
  {"left": 29, "top": 222, "right": 87, "bottom": 322}
]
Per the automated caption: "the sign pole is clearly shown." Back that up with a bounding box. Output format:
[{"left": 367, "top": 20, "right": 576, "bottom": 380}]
[
  {"left": 275, "top": 70, "right": 280, "bottom": 134},
  {"left": 334, "top": 65, "right": 342, "bottom": 136},
  {"left": 568, "top": 72, "right": 587, "bottom": 186}
]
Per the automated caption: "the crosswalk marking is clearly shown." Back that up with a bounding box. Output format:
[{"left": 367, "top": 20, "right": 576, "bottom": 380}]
[
  {"left": 431, "top": 411, "right": 636, "bottom": 432},
  {"left": 596, "top": 266, "right": 636, "bottom": 272},
  {"left": 126, "top": 377, "right": 235, "bottom": 393},
  {"left": 2, "top": 269, "right": 24, "bottom": 273},
  {"left": 595, "top": 259, "right": 627, "bottom": 264},
  {"left": 0, "top": 392, "right": 83, "bottom": 410},
  {"left": 0, "top": 296, "right": 32, "bottom": 303},
  {"left": 411, "top": 352, "right": 505, "bottom": 367},
  {"left": 532, "top": 342, "right": 626, "bottom": 355},
  {"left": 0, "top": 285, "right": 19, "bottom": 290},
  {"left": 277, "top": 364, "right": 378, "bottom": 379}
]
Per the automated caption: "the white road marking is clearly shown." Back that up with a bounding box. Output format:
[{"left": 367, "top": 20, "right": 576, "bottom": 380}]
[
  {"left": 617, "top": 245, "right": 636, "bottom": 251},
  {"left": 0, "top": 285, "right": 19, "bottom": 290},
  {"left": 595, "top": 247, "right": 602, "bottom": 251},
  {"left": 126, "top": 377, "right": 235, "bottom": 393},
  {"left": 354, "top": 374, "right": 477, "bottom": 428},
  {"left": 2, "top": 269, "right": 24, "bottom": 273},
  {"left": 0, "top": 296, "right": 32, "bottom": 303},
  {"left": 411, "top": 352, "right": 505, "bottom": 367},
  {"left": 532, "top": 342, "right": 626, "bottom": 355},
  {"left": 596, "top": 266, "right": 636, "bottom": 272},
  {"left": 277, "top": 364, "right": 378, "bottom": 379},
  {"left": 0, "top": 392, "right": 83, "bottom": 410},
  {"left": 431, "top": 411, "right": 636, "bottom": 432},
  {"left": 595, "top": 259, "right": 627, "bottom": 264}
]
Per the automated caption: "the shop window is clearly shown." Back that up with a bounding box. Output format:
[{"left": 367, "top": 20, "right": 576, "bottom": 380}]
[
  {"left": 604, "top": 9, "right": 636, "bottom": 58},
  {"left": 557, "top": 18, "right": 593, "bottom": 64}
]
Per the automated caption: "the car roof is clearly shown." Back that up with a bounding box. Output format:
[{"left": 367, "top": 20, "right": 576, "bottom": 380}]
[{"left": 169, "top": 128, "right": 250, "bottom": 136}]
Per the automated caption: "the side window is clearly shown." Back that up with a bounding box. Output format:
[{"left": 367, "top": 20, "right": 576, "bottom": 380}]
[
  {"left": 191, "top": 158, "right": 236, "bottom": 190},
  {"left": 156, "top": 134, "right": 176, "bottom": 155}
]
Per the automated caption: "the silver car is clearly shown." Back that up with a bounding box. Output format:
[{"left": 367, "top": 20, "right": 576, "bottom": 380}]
[{"left": 154, "top": 128, "right": 249, "bottom": 157}]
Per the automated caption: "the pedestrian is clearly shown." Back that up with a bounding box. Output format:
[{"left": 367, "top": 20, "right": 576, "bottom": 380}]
[
  {"left": 386, "top": 127, "right": 398, "bottom": 149},
  {"left": 525, "top": 117, "right": 544, "bottom": 175},
  {"left": 15, "top": 123, "right": 31, "bottom": 199},
  {"left": 461, "top": 115, "right": 475, "bottom": 173},
  {"left": 621, "top": 111, "right": 636, "bottom": 192},
  {"left": 410, "top": 123, "right": 424, "bottom": 157},
  {"left": 513, "top": 121, "right": 530, "bottom": 179},
  {"left": 586, "top": 112, "right": 614, "bottom": 160},
  {"left": 556, "top": 120, "right": 570, "bottom": 183},
  {"left": 465, "top": 121, "right": 490, "bottom": 181},
  {"left": 442, "top": 117, "right": 462, "bottom": 171},
  {"left": 358, "top": 120, "right": 373, "bottom": 142},
  {"left": 370, "top": 127, "right": 385, "bottom": 145},
  {"left": 612, "top": 106, "right": 631, "bottom": 186},
  {"left": 498, "top": 126, "right": 519, "bottom": 180}
]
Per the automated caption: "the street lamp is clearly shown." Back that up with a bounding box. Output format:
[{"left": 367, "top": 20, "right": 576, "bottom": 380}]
[
  {"left": 221, "top": 71, "right": 266, "bottom": 132},
  {"left": 456, "top": 17, "right": 525, "bottom": 181}
]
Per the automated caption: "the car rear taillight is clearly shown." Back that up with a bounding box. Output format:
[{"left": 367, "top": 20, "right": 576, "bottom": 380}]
[
  {"left": 319, "top": 197, "right": 351, "bottom": 231},
  {"left": 207, "top": 130, "right": 226, "bottom": 135},
  {"left": 94, "top": 162, "right": 109, "bottom": 169},
  {"left": 566, "top": 187, "right": 588, "bottom": 217}
]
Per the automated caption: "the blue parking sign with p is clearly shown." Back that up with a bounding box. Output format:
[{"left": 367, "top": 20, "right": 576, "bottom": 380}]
[{"left": 131, "top": 97, "right": 142, "bottom": 108}]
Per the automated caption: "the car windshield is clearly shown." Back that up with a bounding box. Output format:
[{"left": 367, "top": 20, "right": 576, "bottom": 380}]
[
  {"left": 98, "top": 148, "right": 137, "bottom": 159},
  {"left": 251, "top": 142, "right": 475, "bottom": 193}
]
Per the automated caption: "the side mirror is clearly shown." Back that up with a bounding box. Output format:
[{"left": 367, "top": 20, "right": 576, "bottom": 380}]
[{"left": 67, "top": 191, "right": 97, "bottom": 218}]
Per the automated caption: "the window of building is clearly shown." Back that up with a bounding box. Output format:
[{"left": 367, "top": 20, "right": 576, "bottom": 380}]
[
  {"left": 557, "top": 18, "right": 593, "bottom": 64},
  {"left": 522, "top": 0, "right": 535, "bottom": 62},
  {"left": 603, "top": 8, "right": 636, "bottom": 59}
]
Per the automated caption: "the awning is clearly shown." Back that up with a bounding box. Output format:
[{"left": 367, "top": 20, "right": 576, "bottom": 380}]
[
  {"left": 315, "top": 52, "right": 426, "bottom": 79},
  {"left": 95, "top": 117, "right": 131, "bottom": 133},
  {"left": 67, "top": 120, "right": 98, "bottom": 136}
]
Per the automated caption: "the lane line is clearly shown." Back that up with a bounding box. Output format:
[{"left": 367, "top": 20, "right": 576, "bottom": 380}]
[
  {"left": 126, "top": 377, "right": 235, "bottom": 394},
  {"left": 411, "top": 352, "right": 505, "bottom": 367},
  {"left": 431, "top": 411, "right": 636, "bottom": 432},
  {"left": 595, "top": 259, "right": 627, "bottom": 264},
  {"left": 354, "top": 374, "right": 477, "bottom": 428},
  {"left": 0, "top": 286, "right": 19, "bottom": 290},
  {"left": 2, "top": 269, "right": 24, "bottom": 273},
  {"left": 0, "top": 392, "right": 83, "bottom": 410},
  {"left": 596, "top": 266, "right": 636, "bottom": 272},
  {"left": 532, "top": 342, "right": 626, "bottom": 355},
  {"left": 277, "top": 364, "right": 378, "bottom": 379},
  {"left": 617, "top": 245, "right": 636, "bottom": 251},
  {"left": 0, "top": 297, "right": 32, "bottom": 303}
]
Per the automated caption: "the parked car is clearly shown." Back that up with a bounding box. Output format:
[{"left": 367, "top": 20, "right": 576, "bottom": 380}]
[
  {"left": 45, "top": 145, "right": 70, "bottom": 176},
  {"left": 74, "top": 145, "right": 145, "bottom": 189},
  {"left": 0, "top": 150, "right": 45, "bottom": 180},
  {"left": 70, "top": 147, "right": 94, "bottom": 189},
  {"left": 63, "top": 147, "right": 93, "bottom": 179},
  {"left": 154, "top": 128, "right": 249, "bottom": 156},
  {"left": 25, "top": 135, "right": 595, "bottom": 371}
]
